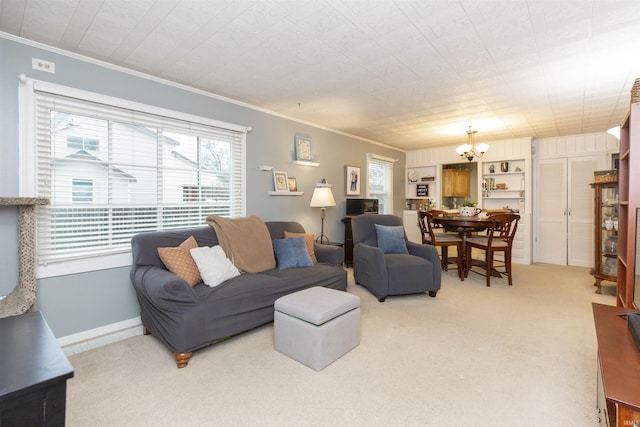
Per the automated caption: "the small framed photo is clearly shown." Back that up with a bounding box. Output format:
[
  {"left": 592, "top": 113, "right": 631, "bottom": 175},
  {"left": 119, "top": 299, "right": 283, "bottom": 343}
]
[
  {"left": 273, "top": 171, "right": 289, "bottom": 192},
  {"left": 294, "top": 135, "right": 313, "bottom": 161},
  {"left": 287, "top": 177, "right": 298, "bottom": 192},
  {"left": 345, "top": 165, "right": 361, "bottom": 196}
]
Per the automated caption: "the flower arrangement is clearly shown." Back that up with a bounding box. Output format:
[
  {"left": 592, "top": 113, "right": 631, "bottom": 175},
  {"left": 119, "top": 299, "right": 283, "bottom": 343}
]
[{"left": 461, "top": 201, "right": 477, "bottom": 207}]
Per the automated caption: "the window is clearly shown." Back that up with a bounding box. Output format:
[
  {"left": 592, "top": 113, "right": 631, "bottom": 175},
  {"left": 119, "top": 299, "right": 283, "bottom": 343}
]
[
  {"left": 67, "top": 136, "right": 99, "bottom": 151},
  {"left": 72, "top": 179, "right": 93, "bottom": 203},
  {"left": 367, "top": 154, "right": 394, "bottom": 214},
  {"left": 21, "top": 80, "right": 247, "bottom": 274}
]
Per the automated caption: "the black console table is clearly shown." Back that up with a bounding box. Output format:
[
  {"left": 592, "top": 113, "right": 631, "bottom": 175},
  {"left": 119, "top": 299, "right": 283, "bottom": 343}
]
[
  {"left": 0, "top": 312, "right": 74, "bottom": 426},
  {"left": 342, "top": 216, "right": 354, "bottom": 267}
]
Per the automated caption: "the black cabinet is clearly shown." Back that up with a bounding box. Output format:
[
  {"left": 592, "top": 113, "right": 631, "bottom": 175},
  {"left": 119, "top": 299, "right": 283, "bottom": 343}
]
[
  {"left": 0, "top": 312, "right": 74, "bottom": 426},
  {"left": 342, "top": 216, "right": 353, "bottom": 267}
]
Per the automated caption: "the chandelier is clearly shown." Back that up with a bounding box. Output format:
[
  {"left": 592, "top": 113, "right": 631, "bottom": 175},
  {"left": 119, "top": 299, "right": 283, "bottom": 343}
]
[{"left": 456, "top": 126, "right": 489, "bottom": 162}]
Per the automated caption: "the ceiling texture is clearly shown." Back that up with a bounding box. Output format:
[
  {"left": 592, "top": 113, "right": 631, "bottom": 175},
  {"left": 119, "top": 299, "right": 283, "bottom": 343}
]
[{"left": 2, "top": 0, "right": 640, "bottom": 151}]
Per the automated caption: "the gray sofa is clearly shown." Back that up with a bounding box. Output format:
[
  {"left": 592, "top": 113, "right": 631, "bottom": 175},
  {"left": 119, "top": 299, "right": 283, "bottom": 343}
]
[{"left": 130, "top": 221, "right": 346, "bottom": 368}]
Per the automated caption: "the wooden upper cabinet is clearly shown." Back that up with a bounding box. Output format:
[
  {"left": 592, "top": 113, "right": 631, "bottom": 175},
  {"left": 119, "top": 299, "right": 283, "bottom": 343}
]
[{"left": 442, "top": 169, "right": 470, "bottom": 197}]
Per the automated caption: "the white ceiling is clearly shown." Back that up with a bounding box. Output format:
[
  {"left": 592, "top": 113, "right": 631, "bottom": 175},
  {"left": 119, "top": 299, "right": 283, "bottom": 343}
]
[{"left": 2, "top": 0, "right": 640, "bottom": 151}]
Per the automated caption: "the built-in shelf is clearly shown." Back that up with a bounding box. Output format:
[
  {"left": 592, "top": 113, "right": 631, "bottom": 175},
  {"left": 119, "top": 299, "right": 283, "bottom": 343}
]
[
  {"left": 291, "top": 160, "right": 319, "bottom": 167},
  {"left": 268, "top": 191, "right": 304, "bottom": 196}
]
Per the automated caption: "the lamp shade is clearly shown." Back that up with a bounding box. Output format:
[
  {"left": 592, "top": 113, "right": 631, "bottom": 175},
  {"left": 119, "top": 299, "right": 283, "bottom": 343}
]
[{"left": 310, "top": 187, "right": 336, "bottom": 208}]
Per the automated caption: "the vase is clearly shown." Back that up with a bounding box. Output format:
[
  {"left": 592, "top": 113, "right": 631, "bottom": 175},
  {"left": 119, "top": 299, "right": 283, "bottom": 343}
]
[{"left": 459, "top": 206, "right": 481, "bottom": 217}]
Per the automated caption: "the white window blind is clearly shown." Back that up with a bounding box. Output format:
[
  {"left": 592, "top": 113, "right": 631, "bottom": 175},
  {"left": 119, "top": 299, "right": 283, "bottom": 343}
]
[
  {"left": 367, "top": 154, "right": 394, "bottom": 214},
  {"left": 33, "top": 90, "right": 246, "bottom": 264}
]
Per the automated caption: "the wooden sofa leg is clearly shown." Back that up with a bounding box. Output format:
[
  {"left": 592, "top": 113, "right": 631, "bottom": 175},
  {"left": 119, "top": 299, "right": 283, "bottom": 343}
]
[
  {"left": 143, "top": 327, "right": 152, "bottom": 335},
  {"left": 174, "top": 352, "right": 193, "bottom": 368}
]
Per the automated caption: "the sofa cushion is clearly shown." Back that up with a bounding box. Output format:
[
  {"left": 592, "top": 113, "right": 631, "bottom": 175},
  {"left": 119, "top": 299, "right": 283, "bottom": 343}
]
[
  {"left": 190, "top": 245, "right": 240, "bottom": 287},
  {"left": 273, "top": 237, "right": 314, "bottom": 270},
  {"left": 157, "top": 236, "right": 202, "bottom": 287},
  {"left": 284, "top": 231, "right": 317, "bottom": 263},
  {"left": 374, "top": 224, "right": 408, "bottom": 254}
]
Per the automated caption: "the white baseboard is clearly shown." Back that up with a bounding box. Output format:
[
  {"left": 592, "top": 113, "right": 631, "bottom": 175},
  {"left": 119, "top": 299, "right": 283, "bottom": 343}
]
[{"left": 58, "top": 316, "right": 143, "bottom": 356}]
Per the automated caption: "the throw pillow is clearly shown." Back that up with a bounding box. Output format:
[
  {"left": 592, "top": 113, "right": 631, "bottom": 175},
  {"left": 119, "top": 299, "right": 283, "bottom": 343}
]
[
  {"left": 190, "top": 245, "right": 240, "bottom": 287},
  {"left": 374, "top": 224, "right": 409, "bottom": 254},
  {"left": 272, "top": 236, "right": 314, "bottom": 270},
  {"left": 283, "top": 231, "right": 318, "bottom": 263},
  {"left": 157, "top": 236, "right": 202, "bottom": 287}
]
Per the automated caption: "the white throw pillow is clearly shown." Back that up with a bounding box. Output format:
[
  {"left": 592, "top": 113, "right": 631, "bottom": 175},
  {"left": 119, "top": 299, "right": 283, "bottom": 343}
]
[{"left": 190, "top": 245, "right": 240, "bottom": 287}]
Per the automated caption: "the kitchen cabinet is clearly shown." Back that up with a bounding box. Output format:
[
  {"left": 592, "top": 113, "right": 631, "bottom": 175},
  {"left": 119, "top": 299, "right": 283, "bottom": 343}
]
[
  {"left": 442, "top": 169, "right": 469, "bottom": 197},
  {"left": 402, "top": 210, "right": 422, "bottom": 244},
  {"left": 590, "top": 180, "right": 618, "bottom": 294}
]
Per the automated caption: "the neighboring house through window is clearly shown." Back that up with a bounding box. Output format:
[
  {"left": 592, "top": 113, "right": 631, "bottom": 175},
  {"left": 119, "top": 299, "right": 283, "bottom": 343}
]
[
  {"left": 72, "top": 179, "right": 93, "bottom": 203},
  {"left": 367, "top": 154, "right": 395, "bottom": 214}
]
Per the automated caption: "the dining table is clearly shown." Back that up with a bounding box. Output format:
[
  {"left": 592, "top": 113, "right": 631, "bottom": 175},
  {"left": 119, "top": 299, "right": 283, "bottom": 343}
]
[{"left": 430, "top": 215, "right": 501, "bottom": 279}]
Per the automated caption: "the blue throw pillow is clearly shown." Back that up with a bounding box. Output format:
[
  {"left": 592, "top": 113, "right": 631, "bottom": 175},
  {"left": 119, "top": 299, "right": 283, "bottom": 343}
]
[
  {"left": 374, "top": 224, "right": 409, "bottom": 254},
  {"left": 272, "top": 236, "right": 314, "bottom": 270}
]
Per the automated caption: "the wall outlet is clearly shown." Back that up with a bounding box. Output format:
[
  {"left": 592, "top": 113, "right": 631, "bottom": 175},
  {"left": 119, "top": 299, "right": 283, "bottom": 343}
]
[{"left": 32, "top": 58, "right": 55, "bottom": 74}]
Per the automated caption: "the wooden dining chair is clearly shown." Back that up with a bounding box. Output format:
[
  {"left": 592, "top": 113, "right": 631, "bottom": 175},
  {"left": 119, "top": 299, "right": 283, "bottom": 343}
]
[
  {"left": 464, "top": 213, "right": 520, "bottom": 287},
  {"left": 418, "top": 210, "right": 464, "bottom": 279}
]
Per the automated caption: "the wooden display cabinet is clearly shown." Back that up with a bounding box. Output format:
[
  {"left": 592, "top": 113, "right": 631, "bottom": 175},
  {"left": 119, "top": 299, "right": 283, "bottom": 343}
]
[
  {"left": 590, "top": 180, "right": 619, "bottom": 294},
  {"left": 617, "top": 101, "right": 640, "bottom": 308}
]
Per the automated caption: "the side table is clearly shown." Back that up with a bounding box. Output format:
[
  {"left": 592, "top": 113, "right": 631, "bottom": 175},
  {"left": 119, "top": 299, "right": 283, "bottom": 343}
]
[{"left": 0, "top": 312, "right": 74, "bottom": 426}]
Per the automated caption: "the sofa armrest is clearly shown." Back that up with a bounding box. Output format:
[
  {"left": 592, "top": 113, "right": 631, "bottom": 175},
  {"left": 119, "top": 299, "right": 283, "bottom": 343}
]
[
  {"left": 314, "top": 243, "right": 344, "bottom": 266},
  {"left": 131, "top": 265, "right": 199, "bottom": 309}
]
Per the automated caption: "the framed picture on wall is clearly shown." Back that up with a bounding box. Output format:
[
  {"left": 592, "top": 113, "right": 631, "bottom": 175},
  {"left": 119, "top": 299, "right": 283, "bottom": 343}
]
[
  {"left": 294, "top": 135, "right": 313, "bottom": 161},
  {"left": 273, "top": 171, "right": 289, "bottom": 192},
  {"left": 345, "top": 165, "right": 361, "bottom": 196},
  {"left": 288, "top": 177, "right": 298, "bottom": 192}
]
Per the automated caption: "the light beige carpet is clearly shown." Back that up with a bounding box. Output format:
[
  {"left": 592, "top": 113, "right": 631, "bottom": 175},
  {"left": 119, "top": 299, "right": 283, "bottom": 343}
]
[{"left": 66, "top": 264, "right": 616, "bottom": 426}]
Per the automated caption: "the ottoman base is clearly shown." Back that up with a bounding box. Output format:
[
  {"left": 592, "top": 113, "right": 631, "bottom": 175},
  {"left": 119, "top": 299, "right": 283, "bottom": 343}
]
[{"left": 274, "top": 299, "right": 360, "bottom": 371}]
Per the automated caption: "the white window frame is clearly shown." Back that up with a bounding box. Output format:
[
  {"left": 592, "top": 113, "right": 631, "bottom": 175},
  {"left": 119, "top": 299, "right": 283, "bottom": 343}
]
[
  {"left": 366, "top": 153, "right": 396, "bottom": 214},
  {"left": 18, "top": 77, "right": 248, "bottom": 278}
]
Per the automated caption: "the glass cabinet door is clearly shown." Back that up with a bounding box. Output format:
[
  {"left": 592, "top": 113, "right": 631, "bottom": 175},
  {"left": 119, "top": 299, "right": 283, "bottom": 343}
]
[{"left": 591, "top": 181, "right": 618, "bottom": 293}]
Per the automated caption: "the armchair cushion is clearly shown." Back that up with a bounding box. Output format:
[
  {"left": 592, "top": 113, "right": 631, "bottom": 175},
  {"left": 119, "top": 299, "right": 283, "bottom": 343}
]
[{"left": 374, "top": 224, "right": 409, "bottom": 254}]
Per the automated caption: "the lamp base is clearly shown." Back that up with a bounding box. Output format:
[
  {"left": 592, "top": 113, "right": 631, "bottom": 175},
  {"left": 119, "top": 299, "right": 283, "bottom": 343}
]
[{"left": 315, "top": 234, "right": 330, "bottom": 244}]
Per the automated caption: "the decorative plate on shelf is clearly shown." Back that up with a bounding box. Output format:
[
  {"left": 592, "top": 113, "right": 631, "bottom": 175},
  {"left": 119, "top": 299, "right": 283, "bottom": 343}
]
[{"left": 408, "top": 170, "right": 419, "bottom": 182}]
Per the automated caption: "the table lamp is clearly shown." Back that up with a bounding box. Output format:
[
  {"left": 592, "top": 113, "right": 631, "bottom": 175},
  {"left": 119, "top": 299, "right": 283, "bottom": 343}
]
[{"left": 310, "top": 183, "right": 336, "bottom": 244}]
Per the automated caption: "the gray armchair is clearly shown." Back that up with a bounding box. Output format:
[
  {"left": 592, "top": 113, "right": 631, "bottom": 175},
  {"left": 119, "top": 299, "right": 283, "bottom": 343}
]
[{"left": 351, "top": 214, "right": 441, "bottom": 302}]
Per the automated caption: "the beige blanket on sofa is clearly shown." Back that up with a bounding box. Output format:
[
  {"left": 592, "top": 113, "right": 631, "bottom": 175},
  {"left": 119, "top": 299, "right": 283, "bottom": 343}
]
[{"left": 206, "top": 215, "right": 276, "bottom": 273}]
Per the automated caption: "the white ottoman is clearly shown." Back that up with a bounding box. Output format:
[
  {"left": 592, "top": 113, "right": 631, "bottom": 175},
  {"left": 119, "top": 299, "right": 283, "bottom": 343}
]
[{"left": 274, "top": 286, "right": 360, "bottom": 371}]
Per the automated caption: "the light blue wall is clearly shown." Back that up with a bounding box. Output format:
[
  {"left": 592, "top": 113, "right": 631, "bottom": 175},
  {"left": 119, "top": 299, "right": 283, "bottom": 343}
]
[{"left": 0, "top": 36, "right": 406, "bottom": 337}]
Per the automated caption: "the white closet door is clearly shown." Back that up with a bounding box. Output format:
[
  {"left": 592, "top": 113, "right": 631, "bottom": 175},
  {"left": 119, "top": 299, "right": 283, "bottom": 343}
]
[
  {"left": 537, "top": 159, "right": 567, "bottom": 264},
  {"left": 567, "top": 156, "right": 599, "bottom": 267},
  {"left": 536, "top": 155, "right": 600, "bottom": 266}
]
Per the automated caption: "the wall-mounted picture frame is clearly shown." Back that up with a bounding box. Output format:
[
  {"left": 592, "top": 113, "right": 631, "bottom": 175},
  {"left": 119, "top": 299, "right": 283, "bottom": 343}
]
[
  {"left": 273, "top": 171, "right": 289, "bottom": 192},
  {"left": 287, "top": 177, "right": 298, "bottom": 192},
  {"left": 416, "top": 184, "right": 428, "bottom": 197},
  {"left": 345, "top": 165, "right": 361, "bottom": 196},
  {"left": 294, "top": 135, "right": 313, "bottom": 161}
]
